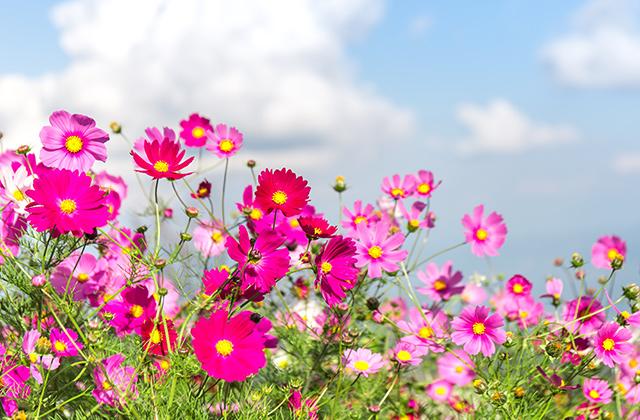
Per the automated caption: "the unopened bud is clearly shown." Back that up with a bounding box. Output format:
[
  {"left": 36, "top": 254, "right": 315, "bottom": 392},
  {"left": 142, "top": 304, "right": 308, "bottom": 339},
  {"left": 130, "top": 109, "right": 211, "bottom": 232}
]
[
  {"left": 31, "top": 274, "right": 46, "bottom": 287},
  {"left": 185, "top": 207, "right": 199, "bottom": 218},
  {"left": 553, "top": 258, "right": 564, "bottom": 267},
  {"left": 473, "top": 378, "right": 487, "bottom": 394},
  {"left": 333, "top": 175, "right": 347, "bottom": 193},
  {"left": 570, "top": 252, "right": 584, "bottom": 268},
  {"left": 490, "top": 391, "right": 506, "bottom": 406},
  {"left": 110, "top": 121, "right": 122, "bottom": 134},
  {"left": 157, "top": 287, "right": 168, "bottom": 296},
  {"left": 136, "top": 225, "right": 148, "bottom": 234},
  {"left": 246, "top": 159, "right": 256, "bottom": 168},
  {"left": 598, "top": 276, "right": 609, "bottom": 285},
  {"left": 180, "top": 232, "right": 192, "bottom": 242},
  {"left": 366, "top": 297, "right": 380, "bottom": 311},
  {"left": 16, "top": 145, "right": 30, "bottom": 155},
  {"left": 611, "top": 256, "right": 624, "bottom": 271},
  {"left": 575, "top": 270, "right": 585, "bottom": 281},
  {"left": 154, "top": 259, "right": 166, "bottom": 269},
  {"left": 624, "top": 284, "right": 640, "bottom": 300}
]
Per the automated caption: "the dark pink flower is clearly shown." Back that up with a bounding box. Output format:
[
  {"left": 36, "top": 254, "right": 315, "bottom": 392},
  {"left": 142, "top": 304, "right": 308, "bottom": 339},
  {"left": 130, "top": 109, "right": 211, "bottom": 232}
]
[
  {"left": 49, "top": 327, "right": 83, "bottom": 357},
  {"left": 92, "top": 354, "right": 138, "bottom": 407},
  {"left": 254, "top": 168, "right": 310, "bottom": 217},
  {"left": 354, "top": 221, "right": 408, "bottom": 278},
  {"left": 314, "top": 236, "right": 359, "bottom": 307},
  {"left": 131, "top": 130, "right": 194, "bottom": 180},
  {"left": 179, "top": 113, "right": 213, "bottom": 147},
  {"left": 594, "top": 322, "right": 633, "bottom": 368},
  {"left": 451, "top": 306, "right": 506, "bottom": 357},
  {"left": 103, "top": 285, "right": 156, "bottom": 336},
  {"left": 416, "top": 261, "right": 464, "bottom": 302},
  {"left": 505, "top": 274, "right": 532, "bottom": 297}
]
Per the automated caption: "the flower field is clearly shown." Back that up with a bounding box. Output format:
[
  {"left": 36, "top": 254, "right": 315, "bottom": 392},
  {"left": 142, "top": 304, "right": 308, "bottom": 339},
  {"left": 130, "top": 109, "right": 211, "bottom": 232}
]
[{"left": 0, "top": 110, "right": 637, "bottom": 419}]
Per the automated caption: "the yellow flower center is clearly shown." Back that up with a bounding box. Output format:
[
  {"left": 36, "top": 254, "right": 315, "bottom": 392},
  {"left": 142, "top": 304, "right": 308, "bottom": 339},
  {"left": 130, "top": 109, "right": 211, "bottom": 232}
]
[
  {"left": 150, "top": 328, "right": 161, "bottom": 344},
  {"left": 475, "top": 228, "right": 488, "bottom": 241},
  {"left": 354, "top": 216, "right": 367, "bottom": 225},
  {"left": 472, "top": 322, "right": 486, "bottom": 335},
  {"left": 368, "top": 246, "right": 383, "bottom": 259},
  {"left": 53, "top": 340, "right": 67, "bottom": 352},
  {"left": 417, "top": 183, "right": 431, "bottom": 194},
  {"left": 211, "top": 231, "right": 224, "bottom": 243},
  {"left": 321, "top": 262, "right": 333, "bottom": 273},
  {"left": 129, "top": 304, "right": 144, "bottom": 318},
  {"left": 160, "top": 360, "right": 170, "bottom": 370},
  {"left": 455, "top": 365, "right": 464, "bottom": 373},
  {"left": 272, "top": 190, "right": 287, "bottom": 205},
  {"left": 249, "top": 208, "right": 263, "bottom": 220},
  {"left": 519, "top": 311, "right": 529, "bottom": 319},
  {"left": 102, "top": 380, "right": 112, "bottom": 390},
  {"left": 607, "top": 248, "right": 623, "bottom": 261},
  {"left": 602, "top": 338, "right": 615, "bottom": 351},
  {"left": 218, "top": 139, "right": 234, "bottom": 153},
  {"left": 409, "top": 219, "right": 420, "bottom": 228},
  {"left": 76, "top": 273, "right": 90, "bottom": 283},
  {"left": 435, "top": 386, "right": 447, "bottom": 396},
  {"left": 12, "top": 190, "right": 25, "bottom": 201},
  {"left": 153, "top": 160, "right": 169, "bottom": 173},
  {"left": 418, "top": 327, "right": 432, "bottom": 338},
  {"left": 198, "top": 187, "right": 208, "bottom": 195},
  {"left": 192, "top": 127, "right": 205, "bottom": 138},
  {"left": 59, "top": 199, "right": 77, "bottom": 215},
  {"left": 29, "top": 353, "right": 38, "bottom": 363},
  {"left": 512, "top": 283, "right": 524, "bottom": 294},
  {"left": 215, "top": 339, "right": 234, "bottom": 357},
  {"left": 65, "top": 135, "right": 83, "bottom": 153},
  {"left": 622, "top": 311, "right": 631, "bottom": 319},
  {"left": 433, "top": 279, "right": 447, "bottom": 291},
  {"left": 589, "top": 389, "right": 600, "bottom": 399},
  {"left": 630, "top": 359, "right": 638, "bottom": 368},
  {"left": 397, "top": 350, "right": 412, "bottom": 361},
  {"left": 313, "top": 227, "right": 323, "bottom": 235},
  {"left": 390, "top": 188, "right": 405, "bottom": 198},
  {"left": 289, "top": 219, "right": 300, "bottom": 228},
  {"left": 353, "top": 360, "right": 370, "bottom": 372}
]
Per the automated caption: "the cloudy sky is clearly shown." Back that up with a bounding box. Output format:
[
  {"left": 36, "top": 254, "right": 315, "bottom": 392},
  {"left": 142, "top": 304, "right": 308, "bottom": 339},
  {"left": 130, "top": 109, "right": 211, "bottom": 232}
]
[{"left": 1, "top": 0, "right": 639, "bottom": 284}]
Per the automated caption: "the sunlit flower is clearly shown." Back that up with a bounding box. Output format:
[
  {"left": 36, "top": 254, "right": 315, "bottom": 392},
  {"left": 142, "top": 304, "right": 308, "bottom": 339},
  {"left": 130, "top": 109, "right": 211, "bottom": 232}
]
[
  {"left": 505, "top": 274, "right": 531, "bottom": 298},
  {"left": 299, "top": 216, "right": 337, "bottom": 240},
  {"left": 141, "top": 318, "right": 177, "bottom": 356},
  {"left": 315, "top": 236, "right": 359, "bottom": 307},
  {"left": 583, "top": 378, "right": 613, "bottom": 404},
  {"left": 193, "top": 220, "right": 227, "bottom": 257},
  {"left": 254, "top": 168, "right": 310, "bottom": 217},
  {"left": 594, "top": 322, "right": 633, "bottom": 368},
  {"left": 179, "top": 113, "right": 213, "bottom": 147},
  {"left": 437, "top": 350, "right": 475, "bottom": 386},
  {"left": 92, "top": 354, "right": 138, "bottom": 407},
  {"left": 342, "top": 200, "right": 376, "bottom": 235},
  {"left": 103, "top": 285, "right": 156, "bottom": 336},
  {"left": 426, "top": 379, "right": 452, "bottom": 402},
  {"left": 381, "top": 174, "right": 416, "bottom": 200},
  {"left": 416, "top": 261, "right": 464, "bottom": 302},
  {"left": 354, "top": 221, "right": 408, "bottom": 278},
  {"left": 414, "top": 170, "right": 441, "bottom": 198},
  {"left": 398, "top": 309, "right": 448, "bottom": 354},
  {"left": 562, "top": 296, "right": 605, "bottom": 335},
  {"left": 461, "top": 204, "right": 507, "bottom": 257},
  {"left": 50, "top": 252, "right": 107, "bottom": 301},
  {"left": 49, "top": 327, "right": 83, "bottom": 357},
  {"left": 343, "top": 348, "right": 385, "bottom": 377},
  {"left": 591, "top": 235, "right": 626, "bottom": 269},
  {"left": 0, "top": 344, "right": 31, "bottom": 417},
  {"left": 206, "top": 123, "right": 243, "bottom": 158},
  {"left": 392, "top": 341, "right": 425, "bottom": 366},
  {"left": 131, "top": 132, "right": 194, "bottom": 180},
  {"left": 451, "top": 306, "right": 506, "bottom": 357}
]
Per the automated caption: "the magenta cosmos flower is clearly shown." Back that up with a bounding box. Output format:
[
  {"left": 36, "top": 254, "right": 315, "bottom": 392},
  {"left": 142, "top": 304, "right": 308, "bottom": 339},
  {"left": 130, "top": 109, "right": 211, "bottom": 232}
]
[
  {"left": 342, "top": 200, "right": 376, "bottom": 235},
  {"left": 427, "top": 379, "right": 453, "bottom": 402},
  {"left": 591, "top": 235, "right": 626, "bottom": 269},
  {"left": 22, "top": 329, "right": 60, "bottom": 384},
  {"left": 180, "top": 113, "right": 213, "bottom": 147},
  {"left": 583, "top": 378, "right": 613, "bottom": 404},
  {"left": 25, "top": 168, "right": 109, "bottom": 237},
  {"left": 314, "top": 236, "right": 359, "bottom": 307},
  {"left": 192, "top": 309, "right": 270, "bottom": 382},
  {"left": 342, "top": 348, "right": 385, "bottom": 377},
  {"left": 451, "top": 305, "right": 506, "bottom": 357},
  {"left": 193, "top": 220, "right": 227, "bottom": 258},
  {"left": 398, "top": 309, "right": 448, "bottom": 354},
  {"left": 594, "top": 322, "right": 633, "bottom": 368},
  {"left": 381, "top": 174, "right": 416, "bottom": 200},
  {"left": 299, "top": 216, "right": 337, "bottom": 240},
  {"left": 562, "top": 296, "right": 605, "bottom": 335},
  {"left": 92, "top": 354, "right": 138, "bottom": 407},
  {"left": 226, "top": 225, "right": 290, "bottom": 293},
  {"left": 131, "top": 133, "right": 194, "bottom": 180},
  {"left": 392, "top": 341, "right": 426, "bottom": 366},
  {"left": 416, "top": 261, "right": 464, "bottom": 302},
  {"left": 437, "top": 349, "right": 475, "bottom": 386},
  {"left": 354, "top": 221, "right": 408, "bottom": 278},
  {"left": 414, "top": 170, "right": 441, "bottom": 198},
  {"left": 206, "top": 123, "right": 243, "bottom": 158},
  {"left": 254, "top": 168, "right": 311, "bottom": 217},
  {"left": 461, "top": 204, "right": 507, "bottom": 257},
  {"left": 39, "top": 110, "right": 109, "bottom": 172},
  {"left": 49, "top": 327, "right": 83, "bottom": 357},
  {"left": 103, "top": 285, "right": 156, "bottom": 336},
  {"left": 50, "top": 252, "right": 107, "bottom": 301},
  {"left": 505, "top": 274, "right": 532, "bottom": 298},
  {"left": 0, "top": 344, "right": 30, "bottom": 417}
]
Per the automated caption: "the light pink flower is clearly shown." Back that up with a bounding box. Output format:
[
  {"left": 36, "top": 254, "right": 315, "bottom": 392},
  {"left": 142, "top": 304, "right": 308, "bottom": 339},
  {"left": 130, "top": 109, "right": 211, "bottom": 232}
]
[
  {"left": 583, "top": 378, "right": 613, "bottom": 404},
  {"left": 451, "top": 305, "right": 506, "bottom": 357},
  {"left": 591, "top": 235, "right": 626, "bottom": 269},
  {"left": 594, "top": 322, "right": 633, "bottom": 368},
  {"left": 416, "top": 261, "right": 464, "bottom": 301},
  {"left": 343, "top": 348, "right": 385, "bottom": 377},
  {"left": 354, "top": 221, "right": 408, "bottom": 278},
  {"left": 461, "top": 204, "right": 507, "bottom": 257}
]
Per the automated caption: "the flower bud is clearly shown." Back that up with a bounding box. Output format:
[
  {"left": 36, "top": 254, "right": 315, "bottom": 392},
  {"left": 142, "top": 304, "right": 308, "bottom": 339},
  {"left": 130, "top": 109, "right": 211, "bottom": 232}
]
[
  {"left": 136, "top": 225, "right": 148, "bottom": 234},
  {"left": 575, "top": 270, "right": 585, "bottom": 281},
  {"left": 110, "top": 121, "right": 122, "bottom": 134},
  {"left": 598, "top": 275, "right": 609, "bottom": 285},
  {"left": 16, "top": 145, "right": 30, "bottom": 155},
  {"left": 611, "top": 256, "right": 624, "bottom": 271},
  {"left": 368, "top": 405, "right": 381, "bottom": 413},
  {"left": 366, "top": 297, "right": 380, "bottom": 311},
  {"left": 473, "top": 378, "right": 487, "bottom": 394},
  {"left": 102, "top": 312, "right": 115, "bottom": 321},
  {"left": 157, "top": 287, "right": 168, "bottom": 296},
  {"left": 624, "top": 284, "right": 640, "bottom": 300},
  {"left": 333, "top": 175, "right": 347, "bottom": 193},
  {"left": 490, "top": 391, "right": 506, "bottom": 406},
  {"left": 513, "top": 387, "right": 525, "bottom": 398},
  {"left": 31, "top": 274, "right": 47, "bottom": 287},
  {"left": 163, "top": 208, "right": 173, "bottom": 219},
  {"left": 185, "top": 207, "right": 199, "bottom": 218},
  {"left": 250, "top": 313, "right": 262, "bottom": 323},
  {"left": 154, "top": 259, "right": 167, "bottom": 269},
  {"left": 246, "top": 159, "right": 256, "bottom": 168},
  {"left": 570, "top": 252, "right": 584, "bottom": 268},
  {"left": 553, "top": 258, "right": 564, "bottom": 267},
  {"left": 180, "top": 232, "right": 192, "bottom": 242}
]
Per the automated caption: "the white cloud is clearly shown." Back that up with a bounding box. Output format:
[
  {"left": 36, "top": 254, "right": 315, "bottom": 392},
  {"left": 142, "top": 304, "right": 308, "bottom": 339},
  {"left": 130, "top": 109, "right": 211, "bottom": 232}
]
[
  {"left": 613, "top": 153, "right": 640, "bottom": 173},
  {"left": 0, "top": 0, "right": 413, "bottom": 171},
  {"left": 542, "top": 0, "right": 640, "bottom": 88},
  {"left": 455, "top": 99, "right": 578, "bottom": 154}
]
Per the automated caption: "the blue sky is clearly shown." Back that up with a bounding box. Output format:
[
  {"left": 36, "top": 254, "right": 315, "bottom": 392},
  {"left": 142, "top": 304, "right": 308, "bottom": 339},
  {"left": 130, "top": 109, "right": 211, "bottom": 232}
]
[{"left": 1, "top": 0, "right": 639, "bottom": 288}]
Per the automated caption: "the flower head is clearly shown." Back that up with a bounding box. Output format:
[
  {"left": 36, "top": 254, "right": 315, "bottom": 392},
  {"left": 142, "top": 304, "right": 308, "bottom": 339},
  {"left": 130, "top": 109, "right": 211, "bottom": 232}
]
[
  {"left": 141, "top": 318, "right": 177, "bottom": 356},
  {"left": 414, "top": 170, "right": 441, "bottom": 198},
  {"left": 92, "top": 354, "right": 138, "bottom": 407},
  {"left": 591, "top": 235, "right": 626, "bottom": 269},
  {"left": 562, "top": 296, "right": 605, "bottom": 335},
  {"left": 426, "top": 379, "right": 453, "bottom": 402},
  {"left": 437, "top": 350, "right": 475, "bottom": 386},
  {"left": 254, "top": 168, "right": 310, "bottom": 217},
  {"left": 179, "top": 113, "right": 213, "bottom": 147},
  {"left": 299, "top": 216, "right": 337, "bottom": 239},
  {"left": 583, "top": 378, "right": 613, "bottom": 404},
  {"left": 49, "top": 327, "right": 83, "bottom": 357},
  {"left": 39, "top": 110, "right": 109, "bottom": 172},
  {"left": 354, "top": 221, "right": 408, "bottom": 278},
  {"left": 381, "top": 174, "right": 416, "bottom": 200},
  {"left": 451, "top": 305, "right": 506, "bottom": 357},
  {"left": 25, "top": 168, "right": 109, "bottom": 237},
  {"left": 461, "top": 205, "right": 507, "bottom": 257},
  {"left": 193, "top": 220, "right": 227, "bottom": 257},
  {"left": 315, "top": 236, "right": 359, "bottom": 307},
  {"left": 416, "top": 261, "right": 464, "bottom": 301},
  {"left": 103, "top": 285, "right": 156, "bottom": 336},
  {"left": 192, "top": 309, "right": 270, "bottom": 382},
  {"left": 343, "top": 348, "right": 385, "bottom": 377},
  {"left": 206, "top": 124, "right": 243, "bottom": 158},
  {"left": 342, "top": 200, "right": 376, "bottom": 235},
  {"left": 131, "top": 131, "right": 194, "bottom": 180},
  {"left": 594, "top": 322, "right": 633, "bottom": 368},
  {"left": 50, "top": 252, "right": 107, "bottom": 301},
  {"left": 392, "top": 341, "right": 425, "bottom": 366},
  {"left": 505, "top": 274, "right": 532, "bottom": 297}
]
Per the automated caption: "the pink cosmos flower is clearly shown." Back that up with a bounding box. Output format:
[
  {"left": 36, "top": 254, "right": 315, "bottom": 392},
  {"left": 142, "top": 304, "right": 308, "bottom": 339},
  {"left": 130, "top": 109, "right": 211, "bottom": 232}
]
[
  {"left": 103, "top": 285, "right": 157, "bottom": 336},
  {"left": 343, "top": 348, "right": 385, "bottom": 377},
  {"left": 381, "top": 174, "right": 416, "bottom": 200},
  {"left": 583, "top": 378, "right": 613, "bottom": 404},
  {"left": 25, "top": 168, "right": 110, "bottom": 237},
  {"left": 92, "top": 354, "right": 138, "bottom": 407},
  {"left": 437, "top": 350, "right": 474, "bottom": 386},
  {"left": 39, "top": 110, "right": 109, "bottom": 172},
  {"left": 206, "top": 123, "right": 243, "bottom": 158},
  {"left": 193, "top": 220, "right": 227, "bottom": 257},
  {"left": 0, "top": 344, "right": 30, "bottom": 417},
  {"left": 299, "top": 216, "right": 337, "bottom": 240},
  {"left": 426, "top": 379, "right": 452, "bottom": 402},
  {"left": 94, "top": 171, "right": 128, "bottom": 201},
  {"left": 379, "top": 297, "right": 407, "bottom": 322},
  {"left": 180, "top": 113, "right": 213, "bottom": 147},
  {"left": 201, "top": 267, "right": 233, "bottom": 298},
  {"left": 22, "top": 329, "right": 60, "bottom": 384},
  {"left": 50, "top": 252, "right": 107, "bottom": 301},
  {"left": 398, "top": 309, "right": 448, "bottom": 354},
  {"left": 414, "top": 170, "right": 441, "bottom": 198},
  {"left": 0, "top": 205, "right": 26, "bottom": 264},
  {"left": 0, "top": 164, "right": 33, "bottom": 214},
  {"left": 226, "top": 225, "right": 290, "bottom": 294},
  {"left": 416, "top": 261, "right": 464, "bottom": 301},
  {"left": 392, "top": 341, "right": 425, "bottom": 366},
  {"left": 542, "top": 277, "right": 563, "bottom": 301},
  {"left": 398, "top": 201, "right": 431, "bottom": 232},
  {"left": 288, "top": 390, "right": 319, "bottom": 420},
  {"left": 461, "top": 282, "right": 487, "bottom": 305},
  {"left": 191, "top": 309, "right": 270, "bottom": 382},
  {"left": 315, "top": 236, "right": 359, "bottom": 307},
  {"left": 49, "top": 327, "right": 83, "bottom": 357},
  {"left": 505, "top": 274, "right": 532, "bottom": 298},
  {"left": 451, "top": 306, "right": 506, "bottom": 357},
  {"left": 504, "top": 294, "right": 544, "bottom": 329},
  {"left": 342, "top": 200, "right": 376, "bottom": 235},
  {"left": 131, "top": 132, "right": 194, "bottom": 180},
  {"left": 591, "top": 235, "right": 626, "bottom": 269},
  {"left": 237, "top": 185, "right": 265, "bottom": 224},
  {"left": 354, "top": 221, "right": 408, "bottom": 278},
  {"left": 461, "top": 204, "right": 507, "bottom": 257},
  {"left": 594, "top": 322, "right": 633, "bottom": 368},
  {"left": 254, "top": 168, "right": 311, "bottom": 217},
  {"left": 562, "top": 296, "right": 605, "bottom": 335}
]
